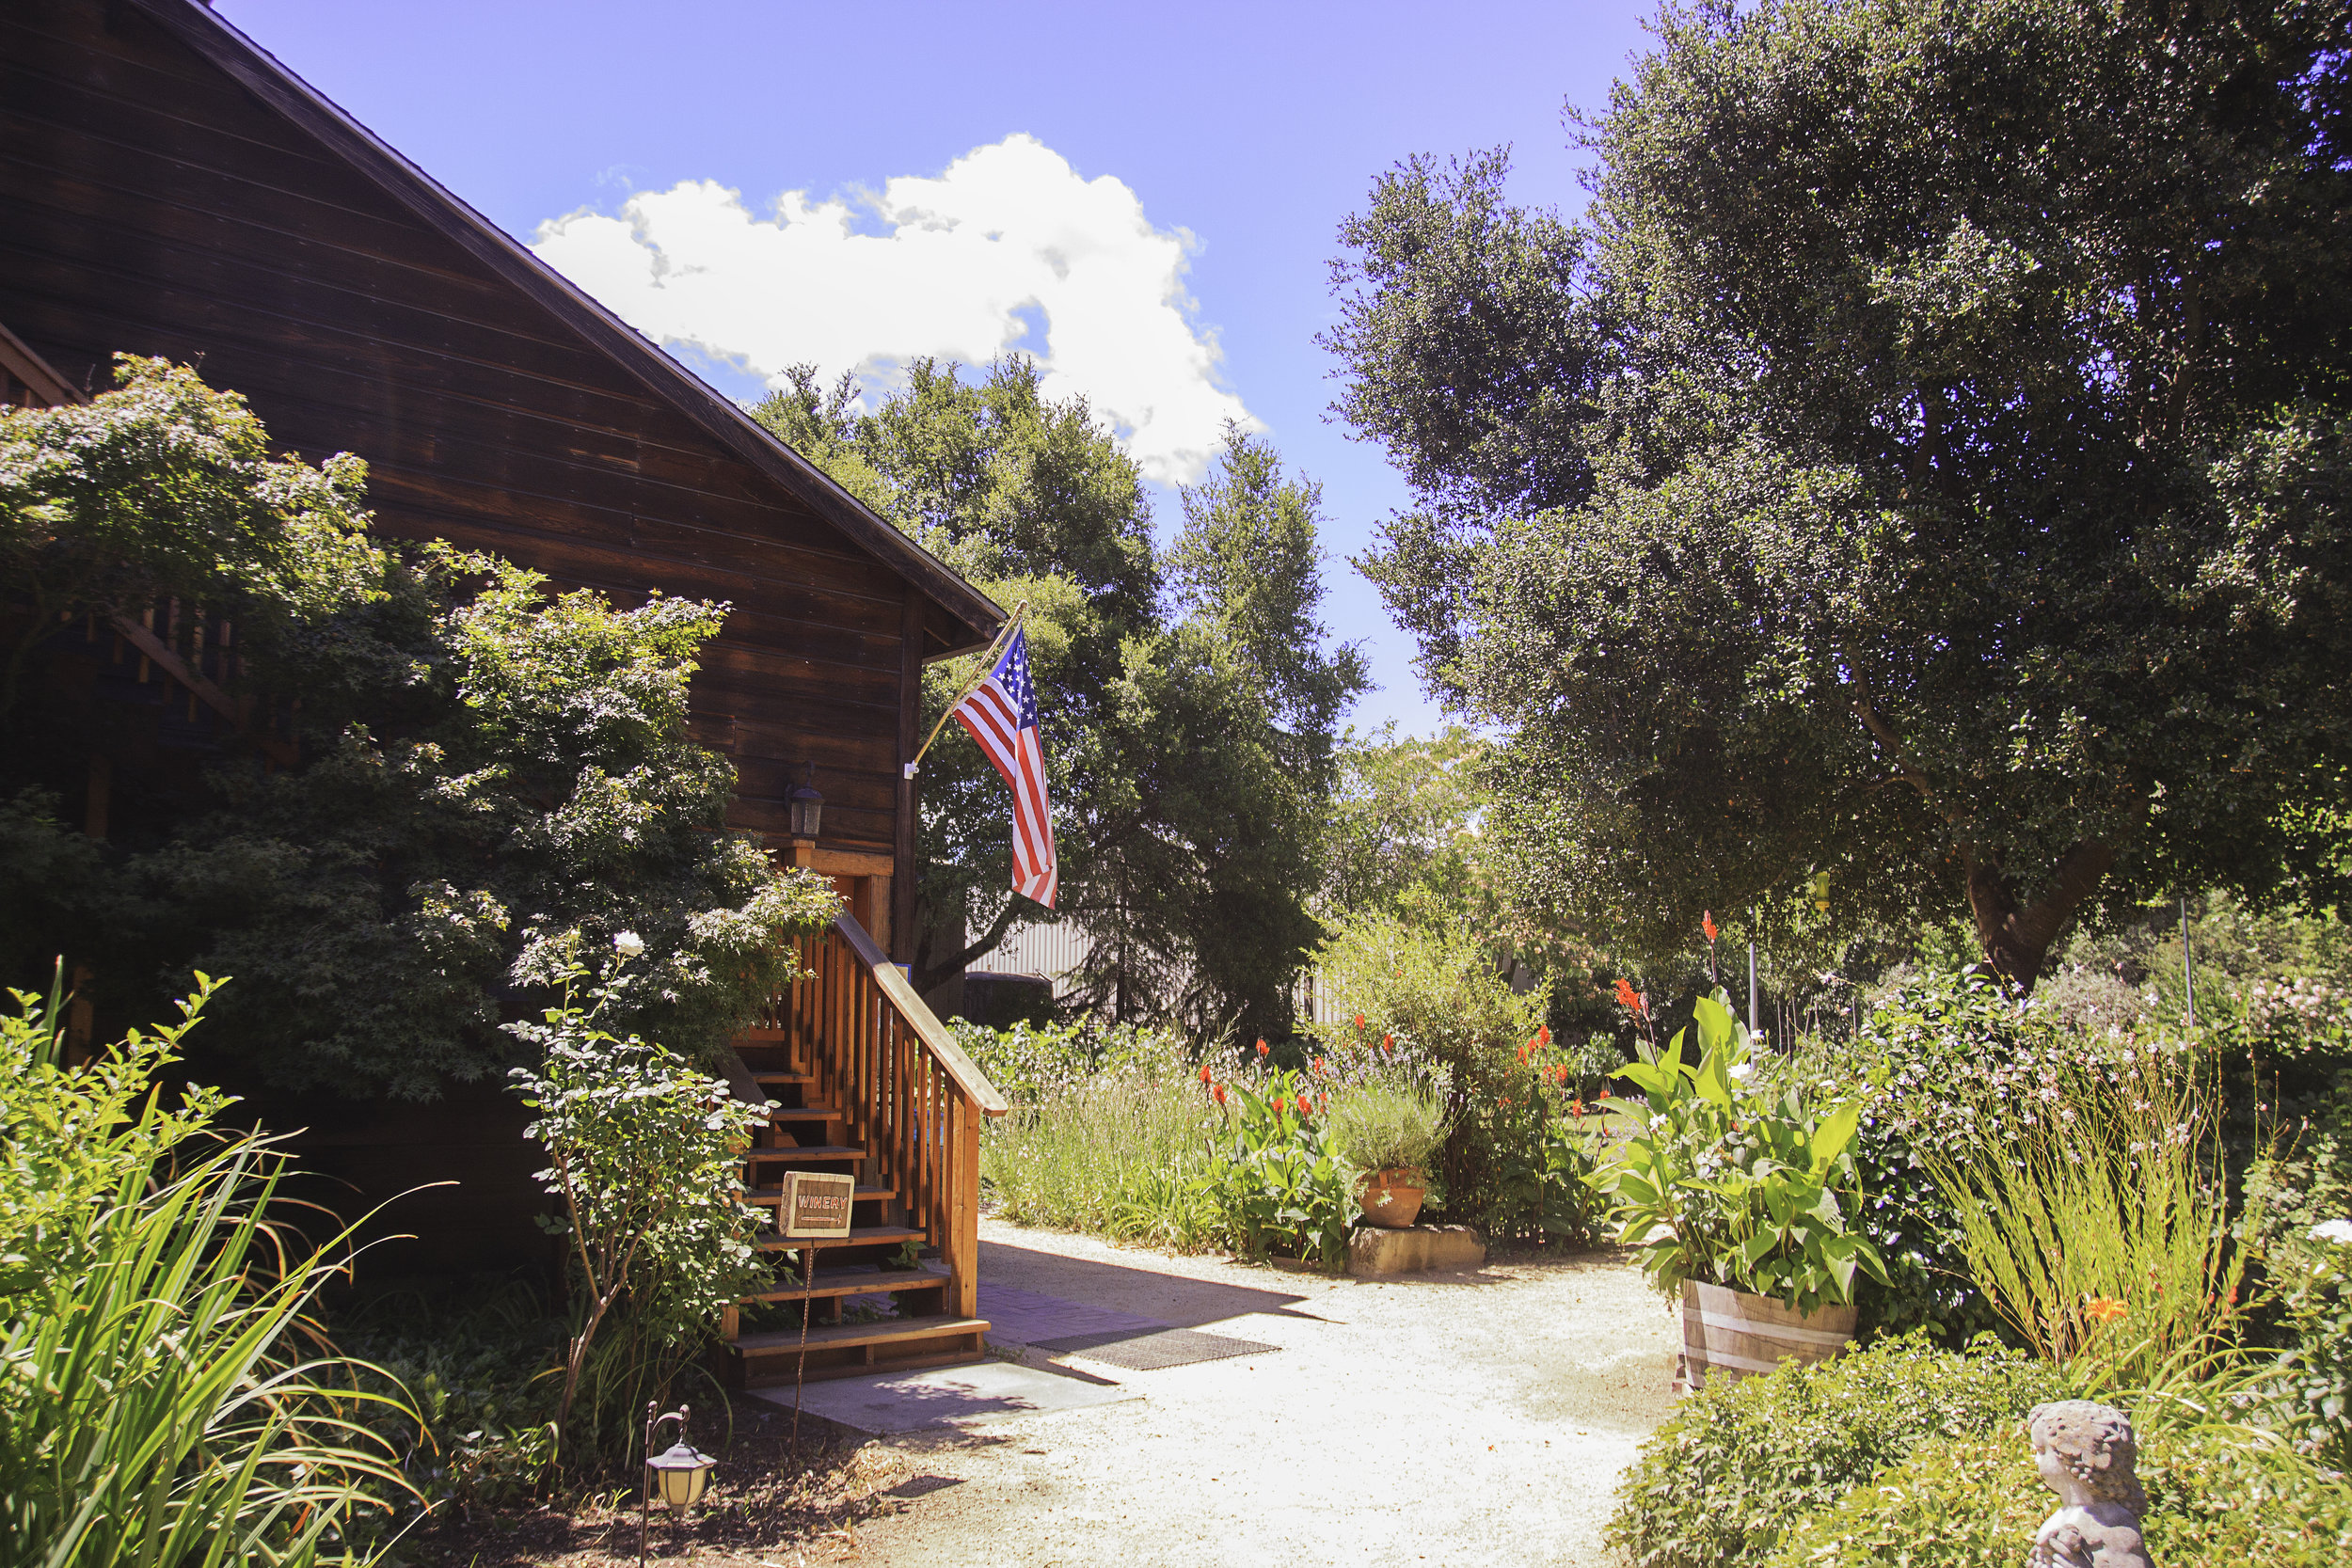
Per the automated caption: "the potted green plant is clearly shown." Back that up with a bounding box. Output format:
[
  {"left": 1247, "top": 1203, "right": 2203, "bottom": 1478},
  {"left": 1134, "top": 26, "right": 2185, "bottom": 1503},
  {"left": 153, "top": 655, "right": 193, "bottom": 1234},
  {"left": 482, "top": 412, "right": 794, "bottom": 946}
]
[
  {"left": 1585, "top": 993, "right": 1888, "bottom": 1387},
  {"left": 1325, "top": 1071, "right": 1454, "bottom": 1228}
]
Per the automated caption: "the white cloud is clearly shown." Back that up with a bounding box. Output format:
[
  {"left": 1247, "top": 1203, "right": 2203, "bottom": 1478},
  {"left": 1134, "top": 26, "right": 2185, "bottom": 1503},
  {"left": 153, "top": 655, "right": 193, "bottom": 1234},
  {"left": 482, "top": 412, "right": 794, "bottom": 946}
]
[{"left": 530, "top": 135, "right": 1257, "bottom": 483}]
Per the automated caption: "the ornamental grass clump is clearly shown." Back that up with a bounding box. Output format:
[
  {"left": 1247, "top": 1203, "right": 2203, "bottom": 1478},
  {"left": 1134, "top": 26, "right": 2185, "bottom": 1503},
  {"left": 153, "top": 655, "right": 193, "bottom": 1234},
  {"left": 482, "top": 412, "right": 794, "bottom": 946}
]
[
  {"left": 980, "top": 1054, "right": 1223, "bottom": 1248},
  {"left": 1322, "top": 1069, "right": 1453, "bottom": 1177},
  {"left": 0, "top": 970, "right": 420, "bottom": 1567},
  {"left": 1911, "top": 1026, "right": 2258, "bottom": 1391}
]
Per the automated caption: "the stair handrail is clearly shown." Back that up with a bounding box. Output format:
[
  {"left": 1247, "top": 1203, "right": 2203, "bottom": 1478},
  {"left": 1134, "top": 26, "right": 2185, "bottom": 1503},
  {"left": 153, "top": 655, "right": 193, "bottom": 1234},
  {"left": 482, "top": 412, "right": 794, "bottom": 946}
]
[{"left": 825, "top": 913, "right": 1009, "bottom": 1117}]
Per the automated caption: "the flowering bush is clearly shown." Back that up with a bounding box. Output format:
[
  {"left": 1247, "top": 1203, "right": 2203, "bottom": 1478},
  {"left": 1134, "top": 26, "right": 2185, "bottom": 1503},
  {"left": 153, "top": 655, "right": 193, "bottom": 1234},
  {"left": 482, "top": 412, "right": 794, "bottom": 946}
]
[
  {"left": 507, "top": 933, "right": 765, "bottom": 1449},
  {"left": 1311, "top": 909, "right": 1592, "bottom": 1238},
  {"left": 2236, "top": 976, "right": 2352, "bottom": 1058},
  {"left": 2269, "top": 1225, "right": 2352, "bottom": 1466},
  {"left": 1588, "top": 992, "right": 1888, "bottom": 1312},
  {"left": 1196, "top": 1069, "right": 1356, "bottom": 1267}
]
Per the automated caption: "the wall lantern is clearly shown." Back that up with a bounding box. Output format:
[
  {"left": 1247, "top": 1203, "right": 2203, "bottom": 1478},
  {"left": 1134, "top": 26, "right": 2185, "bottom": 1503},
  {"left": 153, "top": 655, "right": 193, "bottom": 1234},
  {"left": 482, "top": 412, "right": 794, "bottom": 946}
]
[
  {"left": 788, "top": 762, "right": 824, "bottom": 841},
  {"left": 640, "top": 1402, "right": 716, "bottom": 1566}
]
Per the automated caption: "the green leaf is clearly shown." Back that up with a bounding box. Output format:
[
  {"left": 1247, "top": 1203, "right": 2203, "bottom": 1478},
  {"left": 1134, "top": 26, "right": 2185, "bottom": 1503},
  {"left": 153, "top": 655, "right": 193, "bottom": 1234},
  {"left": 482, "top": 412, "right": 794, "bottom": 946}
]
[{"left": 1808, "top": 1100, "right": 1863, "bottom": 1170}]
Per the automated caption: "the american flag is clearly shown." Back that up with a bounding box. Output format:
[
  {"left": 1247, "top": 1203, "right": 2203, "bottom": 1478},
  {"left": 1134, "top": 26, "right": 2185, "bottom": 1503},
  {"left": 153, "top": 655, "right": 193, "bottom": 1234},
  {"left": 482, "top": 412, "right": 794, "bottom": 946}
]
[{"left": 951, "top": 626, "right": 1057, "bottom": 909}]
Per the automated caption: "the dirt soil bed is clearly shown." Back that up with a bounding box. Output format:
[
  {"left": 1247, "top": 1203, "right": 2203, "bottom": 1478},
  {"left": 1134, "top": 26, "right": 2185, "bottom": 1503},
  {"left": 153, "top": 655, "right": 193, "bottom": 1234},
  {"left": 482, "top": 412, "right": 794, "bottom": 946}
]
[{"left": 401, "top": 1219, "right": 1680, "bottom": 1568}]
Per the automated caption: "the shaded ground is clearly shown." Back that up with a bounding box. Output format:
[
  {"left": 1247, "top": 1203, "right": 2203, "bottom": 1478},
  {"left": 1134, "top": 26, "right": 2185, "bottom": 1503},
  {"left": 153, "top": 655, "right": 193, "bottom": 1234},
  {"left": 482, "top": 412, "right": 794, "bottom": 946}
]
[{"left": 398, "top": 1219, "right": 1680, "bottom": 1567}]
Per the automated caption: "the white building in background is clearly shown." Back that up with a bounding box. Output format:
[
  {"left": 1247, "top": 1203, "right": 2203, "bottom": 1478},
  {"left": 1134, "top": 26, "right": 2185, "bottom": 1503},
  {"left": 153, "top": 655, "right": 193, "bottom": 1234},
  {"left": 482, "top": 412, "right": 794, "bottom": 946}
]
[
  {"left": 969, "top": 918, "right": 1343, "bottom": 1024},
  {"left": 983, "top": 919, "right": 1092, "bottom": 996}
]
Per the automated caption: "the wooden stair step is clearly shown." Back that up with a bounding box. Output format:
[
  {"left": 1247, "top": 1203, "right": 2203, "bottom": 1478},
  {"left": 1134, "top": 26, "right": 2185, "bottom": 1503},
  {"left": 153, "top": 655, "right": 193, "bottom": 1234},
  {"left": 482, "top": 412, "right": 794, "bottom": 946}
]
[
  {"left": 751, "top": 1069, "right": 813, "bottom": 1085},
  {"left": 764, "top": 1105, "right": 836, "bottom": 1121},
  {"left": 732, "top": 1316, "right": 989, "bottom": 1357},
  {"left": 745, "top": 1183, "right": 893, "bottom": 1205},
  {"left": 739, "top": 1267, "right": 946, "bottom": 1304},
  {"left": 743, "top": 1145, "right": 864, "bottom": 1164},
  {"left": 735, "top": 1027, "right": 790, "bottom": 1044},
  {"left": 755, "top": 1224, "right": 926, "bottom": 1252}
]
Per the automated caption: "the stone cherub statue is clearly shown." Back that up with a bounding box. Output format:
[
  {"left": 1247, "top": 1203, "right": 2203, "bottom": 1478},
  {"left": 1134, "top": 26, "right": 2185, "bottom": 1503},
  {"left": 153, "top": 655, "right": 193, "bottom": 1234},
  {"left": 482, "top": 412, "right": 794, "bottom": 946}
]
[{"left": 2026, "top": 1401, "right": 2155, "bottom": 1568}]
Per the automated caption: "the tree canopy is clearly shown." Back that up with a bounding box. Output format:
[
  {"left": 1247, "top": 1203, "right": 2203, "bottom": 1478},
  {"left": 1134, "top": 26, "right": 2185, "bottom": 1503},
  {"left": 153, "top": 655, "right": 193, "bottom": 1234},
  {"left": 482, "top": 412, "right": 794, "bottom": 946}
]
[
  {"left": 0, "top": 358, "right": 834, "bottom": 1097},
  {"left": 754, "top": 361, "right": 1364, "bottom": 1038},
  {"left": 1327, "top": 0, "right": 2352, "bottom": 986}
]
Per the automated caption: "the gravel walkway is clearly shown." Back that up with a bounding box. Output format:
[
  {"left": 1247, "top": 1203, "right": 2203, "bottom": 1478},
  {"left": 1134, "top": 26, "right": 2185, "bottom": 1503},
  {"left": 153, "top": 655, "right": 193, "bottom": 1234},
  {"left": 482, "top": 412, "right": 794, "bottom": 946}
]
[{"left": 827, "top": 1217, "right": 1681, "bottom": 1567}]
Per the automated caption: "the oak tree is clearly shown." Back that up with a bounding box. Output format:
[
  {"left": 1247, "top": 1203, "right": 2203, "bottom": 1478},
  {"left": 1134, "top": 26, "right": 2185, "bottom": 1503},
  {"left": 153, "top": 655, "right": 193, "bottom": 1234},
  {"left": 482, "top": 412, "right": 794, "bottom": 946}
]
[{"left": 1327, "top": 0, "right": 2352, "bottom": 986}]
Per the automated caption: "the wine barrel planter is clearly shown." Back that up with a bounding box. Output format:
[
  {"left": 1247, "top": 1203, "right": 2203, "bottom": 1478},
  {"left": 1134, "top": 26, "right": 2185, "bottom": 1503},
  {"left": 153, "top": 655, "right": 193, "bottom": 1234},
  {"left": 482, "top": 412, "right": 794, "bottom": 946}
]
[
  {"left": 1356, "top": 1168, "right": 1427, "bottom": 1228},
  {"left": 1677, "top": 1280, "right": 1856, "bottom": 1391}
]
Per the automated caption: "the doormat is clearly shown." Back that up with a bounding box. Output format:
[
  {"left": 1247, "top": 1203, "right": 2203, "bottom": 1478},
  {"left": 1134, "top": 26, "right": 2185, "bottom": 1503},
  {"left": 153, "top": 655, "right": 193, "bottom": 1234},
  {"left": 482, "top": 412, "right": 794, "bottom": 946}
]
[{"left": 1031, "top": 1327, "right": 1279, "bottom": 1370}]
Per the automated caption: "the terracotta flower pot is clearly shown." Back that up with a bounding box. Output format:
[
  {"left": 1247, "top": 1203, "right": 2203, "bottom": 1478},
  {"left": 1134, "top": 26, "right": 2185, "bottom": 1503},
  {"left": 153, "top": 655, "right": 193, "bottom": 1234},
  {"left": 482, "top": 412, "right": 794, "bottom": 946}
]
[{"left": 1357, "top": 1167, "right": 1426, "bottom": 1228}]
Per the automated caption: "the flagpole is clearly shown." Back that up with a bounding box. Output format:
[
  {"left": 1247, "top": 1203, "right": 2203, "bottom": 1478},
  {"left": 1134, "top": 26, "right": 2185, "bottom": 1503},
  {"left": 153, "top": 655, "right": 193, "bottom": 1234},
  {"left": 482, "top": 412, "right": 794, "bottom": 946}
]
[{"left": 902, "top": 600, "right": 1026, "bottom": 780}]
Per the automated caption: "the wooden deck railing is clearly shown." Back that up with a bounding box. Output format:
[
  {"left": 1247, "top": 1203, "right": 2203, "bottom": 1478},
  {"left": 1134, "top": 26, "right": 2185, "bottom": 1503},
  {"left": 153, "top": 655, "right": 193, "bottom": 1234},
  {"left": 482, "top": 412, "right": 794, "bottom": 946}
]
[{"left": 764, "top": 912, "right": 1008, "bottom": 1315}]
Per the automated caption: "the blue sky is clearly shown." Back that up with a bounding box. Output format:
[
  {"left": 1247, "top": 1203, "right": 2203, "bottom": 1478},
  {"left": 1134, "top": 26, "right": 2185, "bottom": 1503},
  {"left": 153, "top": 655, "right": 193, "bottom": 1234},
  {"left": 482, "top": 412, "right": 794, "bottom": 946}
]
[{"left": 215, "top": 0, "right": 1658, "bottom": 736}]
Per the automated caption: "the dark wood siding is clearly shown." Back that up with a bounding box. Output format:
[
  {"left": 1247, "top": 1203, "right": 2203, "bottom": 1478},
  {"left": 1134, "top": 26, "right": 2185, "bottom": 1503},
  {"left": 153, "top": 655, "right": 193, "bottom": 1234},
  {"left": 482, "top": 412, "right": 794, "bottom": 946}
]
[{"left": 0, "top": 0, "right": 930, "bottom": 855}]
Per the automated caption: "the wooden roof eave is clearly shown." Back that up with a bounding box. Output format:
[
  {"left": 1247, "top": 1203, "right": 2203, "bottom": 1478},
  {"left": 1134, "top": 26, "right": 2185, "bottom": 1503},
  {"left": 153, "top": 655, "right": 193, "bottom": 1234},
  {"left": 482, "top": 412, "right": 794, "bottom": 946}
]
[{"left": 128, "top": 0, "right": 1006, "bottom": 661}]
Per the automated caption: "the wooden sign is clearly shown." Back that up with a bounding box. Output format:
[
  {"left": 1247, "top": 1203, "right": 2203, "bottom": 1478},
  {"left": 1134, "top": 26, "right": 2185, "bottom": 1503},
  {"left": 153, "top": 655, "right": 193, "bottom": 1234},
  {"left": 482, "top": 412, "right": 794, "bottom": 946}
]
[{"left": 781, "top": 1170, "right": 855, "bottom": 1240}]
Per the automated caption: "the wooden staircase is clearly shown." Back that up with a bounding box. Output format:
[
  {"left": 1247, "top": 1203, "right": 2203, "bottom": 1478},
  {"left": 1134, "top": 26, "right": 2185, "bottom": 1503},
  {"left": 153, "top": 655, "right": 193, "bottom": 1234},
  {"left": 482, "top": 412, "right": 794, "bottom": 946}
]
[{"left": 720, "top": 911, "right": 1009, "bottom": 1385}]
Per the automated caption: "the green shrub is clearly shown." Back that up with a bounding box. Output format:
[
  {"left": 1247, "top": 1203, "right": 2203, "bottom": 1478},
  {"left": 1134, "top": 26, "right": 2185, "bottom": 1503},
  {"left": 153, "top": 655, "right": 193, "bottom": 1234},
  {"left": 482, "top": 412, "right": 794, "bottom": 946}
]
[
  {"left": 2265, "top": 1231, "right": 2352, "bottom": 1467},
  {"left": 1308, "top": 908, "right": 1547, "bottom": 1231},
  {"left": 1761, "top": 1423, "right": 2352, "bottom": 1567},
  {"left": 339, "top": 1279, "right": 564, "bottom": 1513},
  {"left": 1607, "top": 1333, "right": 2063, "bottom": 1568}
]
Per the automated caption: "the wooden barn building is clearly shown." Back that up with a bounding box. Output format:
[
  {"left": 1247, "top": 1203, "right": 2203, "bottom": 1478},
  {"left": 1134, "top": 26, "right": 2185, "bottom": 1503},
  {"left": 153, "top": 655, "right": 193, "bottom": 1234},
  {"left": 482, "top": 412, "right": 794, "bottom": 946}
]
[{"left": 3, "top": 0, "right": 1008, "bottom": 1380}]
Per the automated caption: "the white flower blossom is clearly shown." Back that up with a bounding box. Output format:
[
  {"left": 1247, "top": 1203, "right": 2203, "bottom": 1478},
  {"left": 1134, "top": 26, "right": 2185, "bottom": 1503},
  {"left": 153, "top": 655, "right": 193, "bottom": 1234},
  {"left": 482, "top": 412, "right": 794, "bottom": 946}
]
[
  {"left": 613, "top": 930, "right": 646, "bottom": 958},
  {"left": 2310, "top": 1218, "right": 2352, "bottom": 1246}
]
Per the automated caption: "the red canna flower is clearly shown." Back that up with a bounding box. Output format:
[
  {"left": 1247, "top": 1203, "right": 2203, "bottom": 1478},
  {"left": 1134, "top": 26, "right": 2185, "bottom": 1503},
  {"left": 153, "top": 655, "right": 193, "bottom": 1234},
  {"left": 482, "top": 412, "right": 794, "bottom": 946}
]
[
  {"left": 1353, "top": 1013, "right": 1367, "bottom": 1035},
  {"left": 1381, "top": 1033, "right": 1394, "bottom": 1053},
  {"left": 1613, "top": 977, "right": 1640, "bottom": 1011},
  {"left": 1597, "top": 1087, "right": 1612, "bottom": 1101},
  {"left": 1537, "top": 1024, "right": 1552, "bottom": 1049},
  {"left": 1702, "top": 911, "right": 1718, "bottom": 944},
  {"left": 1256, "top": 1038, "right": 1270, "bottom": 1057},
  {"left": 1298, "top": 1095, "right": 1314, "bottom": 1117},
  {"left": 1200, "top": 1062, "right": 1213, "bottom": 1084},
  {"left": 1312, "top": 1056, "right": 1327, "bottom": 1076},
  {"left": 1213, "top": 1084, "right": 1228, "bottom": 1105},
  {"left": 1570, "top": 1099, "right": 1585, "bottom": 1117}
]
